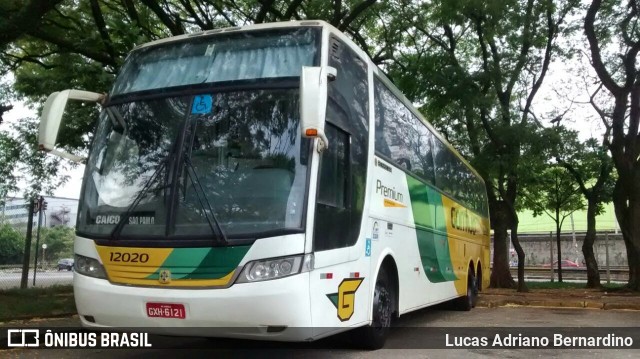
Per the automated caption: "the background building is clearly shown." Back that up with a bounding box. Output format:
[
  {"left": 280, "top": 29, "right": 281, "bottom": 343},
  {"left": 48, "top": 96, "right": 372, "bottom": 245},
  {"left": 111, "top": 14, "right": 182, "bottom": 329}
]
[{"left": 1, "top": 196, "right": 78, "bottom": 227}]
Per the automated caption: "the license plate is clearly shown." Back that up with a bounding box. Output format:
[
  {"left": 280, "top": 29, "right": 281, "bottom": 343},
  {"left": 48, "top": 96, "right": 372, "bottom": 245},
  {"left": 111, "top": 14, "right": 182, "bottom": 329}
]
[{"left": 146, "top": 303, "right": 186, "bottom": 319}]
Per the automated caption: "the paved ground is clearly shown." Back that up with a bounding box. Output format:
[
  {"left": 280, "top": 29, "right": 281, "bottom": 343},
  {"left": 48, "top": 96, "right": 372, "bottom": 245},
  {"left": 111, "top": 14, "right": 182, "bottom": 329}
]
[{"left": 1, "top": 307, "right": 639, "bottom": 358}]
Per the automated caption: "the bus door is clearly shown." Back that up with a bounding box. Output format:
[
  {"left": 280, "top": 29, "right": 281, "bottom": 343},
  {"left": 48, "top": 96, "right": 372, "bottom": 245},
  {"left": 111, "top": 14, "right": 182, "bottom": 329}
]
[{"left": 309, "top": 34, "right": 371, "bottom": 330}]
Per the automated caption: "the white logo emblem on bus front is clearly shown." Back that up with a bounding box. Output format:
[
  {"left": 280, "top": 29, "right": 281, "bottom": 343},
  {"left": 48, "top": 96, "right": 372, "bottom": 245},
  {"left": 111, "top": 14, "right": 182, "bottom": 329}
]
[{"left": 159, "top": 269, "right": 171, "bottom": 284}]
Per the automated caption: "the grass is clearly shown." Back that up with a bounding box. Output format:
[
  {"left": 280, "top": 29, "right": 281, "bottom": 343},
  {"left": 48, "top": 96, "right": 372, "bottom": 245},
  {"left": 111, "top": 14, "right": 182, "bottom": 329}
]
[
  {"left": 524, "top": 281, "right": 626, "bottom": 290},
  {"left": 0, "top": 285, "right": 76, "bottom": 321}
]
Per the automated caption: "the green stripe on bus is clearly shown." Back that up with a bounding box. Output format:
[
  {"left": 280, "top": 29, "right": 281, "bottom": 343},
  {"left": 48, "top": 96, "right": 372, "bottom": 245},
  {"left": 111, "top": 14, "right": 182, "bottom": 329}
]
[
  {"left": 145, "top": 246, "right": 250, "bottom": 280},
  {"left": 406, "top": 176, "right": 457, "bottom": 283}
]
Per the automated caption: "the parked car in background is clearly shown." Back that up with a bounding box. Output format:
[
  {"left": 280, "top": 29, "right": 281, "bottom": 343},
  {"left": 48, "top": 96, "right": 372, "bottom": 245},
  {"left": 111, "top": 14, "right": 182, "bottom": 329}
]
[
  {"left": 543, "top": 259, "right": 582, "bottom": 268},
  {"left": 57, "top": 258, "right": 74, "bottom": 271}
]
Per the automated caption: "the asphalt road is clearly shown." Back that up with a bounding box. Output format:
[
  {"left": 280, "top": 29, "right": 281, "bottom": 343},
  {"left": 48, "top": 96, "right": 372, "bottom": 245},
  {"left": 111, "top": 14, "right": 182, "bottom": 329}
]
[
  {"left": 2, "top": 307, "right": 639, "bottom": 358},
  {"left": 0, "top": 271, "right": 73, "bottom": 289}
]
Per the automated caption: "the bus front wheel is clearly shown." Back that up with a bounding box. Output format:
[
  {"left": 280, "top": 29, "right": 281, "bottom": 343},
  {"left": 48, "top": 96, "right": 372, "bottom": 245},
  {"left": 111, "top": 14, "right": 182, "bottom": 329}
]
[{"left": 355, "top": 267, "right": 392, "bottom": 350}]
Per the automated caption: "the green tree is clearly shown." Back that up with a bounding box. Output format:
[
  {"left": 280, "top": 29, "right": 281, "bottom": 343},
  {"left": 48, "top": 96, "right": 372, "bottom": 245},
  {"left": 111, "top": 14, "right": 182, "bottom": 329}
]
[
  {"left": 384, "top": 0, "right": 578, "bottom": 290},
  {"left": 520, "top": 165, "right": 585, "bottom": 282},
  {"left": 32, "top": 225, "right": 74, "bottom": 263},
  {"left": 1, "top": 117, "right": 69, "bottom": 202},
  {"left": 0, "top": 223, "right": 24, "bottom": 264},
  {"left": 554, "top": 127, "right": 614, "bottom": 288},
  {"left": 584, "top": 0, "right": 640, "bottom": 290}
]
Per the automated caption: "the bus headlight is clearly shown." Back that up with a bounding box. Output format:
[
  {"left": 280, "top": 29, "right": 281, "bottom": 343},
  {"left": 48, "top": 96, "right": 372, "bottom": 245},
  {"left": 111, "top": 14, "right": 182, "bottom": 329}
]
[
  {"left": 74, "top": 254, "right": 107, "bottom": 279},
  {"left": 236, "top": 254, "right": 313, "bottom": 283}
]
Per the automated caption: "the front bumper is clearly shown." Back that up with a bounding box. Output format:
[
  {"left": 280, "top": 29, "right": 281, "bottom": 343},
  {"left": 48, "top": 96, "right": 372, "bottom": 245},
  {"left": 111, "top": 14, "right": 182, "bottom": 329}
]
[{"left": 74, "top": 271, "right": 314, "bottom": 341}]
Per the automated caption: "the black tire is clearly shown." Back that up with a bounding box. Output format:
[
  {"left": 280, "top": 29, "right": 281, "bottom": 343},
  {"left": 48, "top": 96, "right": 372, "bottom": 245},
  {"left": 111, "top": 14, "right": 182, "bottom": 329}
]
[
  {"left": 354, "top": 267, "right": 393, "bottom": 350},
  {"left": 456, "top": 270, "right": 477, "bottom": 311}
]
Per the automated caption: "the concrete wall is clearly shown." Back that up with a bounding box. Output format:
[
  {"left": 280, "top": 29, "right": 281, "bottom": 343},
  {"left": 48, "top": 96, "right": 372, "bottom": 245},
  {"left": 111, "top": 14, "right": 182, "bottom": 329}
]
[{"left": 491, "top": 232, "right": 627, "bottom": 267}]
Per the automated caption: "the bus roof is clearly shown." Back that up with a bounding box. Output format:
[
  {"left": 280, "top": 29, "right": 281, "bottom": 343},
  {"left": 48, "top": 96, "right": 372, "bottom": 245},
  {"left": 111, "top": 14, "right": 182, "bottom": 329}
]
[{"left": 133, "top": 20, "right": 327, "bottom": 50}]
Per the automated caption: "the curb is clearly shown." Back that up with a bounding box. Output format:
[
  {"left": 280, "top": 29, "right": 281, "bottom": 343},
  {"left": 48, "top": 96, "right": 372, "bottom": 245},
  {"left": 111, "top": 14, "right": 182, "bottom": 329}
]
[{"left": 478, "top": 298, "right": 640, "bottom": 311}]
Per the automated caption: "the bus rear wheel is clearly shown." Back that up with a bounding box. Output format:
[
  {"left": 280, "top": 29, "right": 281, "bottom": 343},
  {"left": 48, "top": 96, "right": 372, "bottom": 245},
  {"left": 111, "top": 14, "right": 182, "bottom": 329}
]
[
  {"left": 456, "top": 269, "right": 477, "bottom": 311},
  {"left": 354, "top": 267, "right": 392, "bottom": 350}
]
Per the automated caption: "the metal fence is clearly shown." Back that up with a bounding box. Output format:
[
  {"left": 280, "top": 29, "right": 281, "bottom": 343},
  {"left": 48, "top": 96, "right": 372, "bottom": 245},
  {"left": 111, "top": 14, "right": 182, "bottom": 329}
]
[{"left": 0, "top": 200, "right": 74, "bottom": 290}]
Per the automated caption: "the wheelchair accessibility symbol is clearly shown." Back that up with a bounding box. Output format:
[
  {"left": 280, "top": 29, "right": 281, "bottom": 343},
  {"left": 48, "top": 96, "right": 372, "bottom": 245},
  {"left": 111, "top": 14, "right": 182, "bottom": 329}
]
[{"left": 191, "top": 95, "right": 213, "bottom": 114}]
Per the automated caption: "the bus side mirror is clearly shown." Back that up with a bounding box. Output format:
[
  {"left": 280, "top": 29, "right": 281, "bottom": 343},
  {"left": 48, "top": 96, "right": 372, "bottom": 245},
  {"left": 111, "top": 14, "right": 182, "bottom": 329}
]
[
  {"left": 39, "top": 89, "right": 104, "bottom": 163},
  {"left": 300, "top": 66, "right": 336, "bottom": 152}
]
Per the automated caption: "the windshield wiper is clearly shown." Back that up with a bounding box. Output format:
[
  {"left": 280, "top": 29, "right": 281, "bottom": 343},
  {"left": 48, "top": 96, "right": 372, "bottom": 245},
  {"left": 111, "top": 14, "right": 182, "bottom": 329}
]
[
  {"left": 182, "top": 154, "right": 228, "bottom": 245},
  {"left": 110, "top": 159, "right": 167, "bottom": 240}
]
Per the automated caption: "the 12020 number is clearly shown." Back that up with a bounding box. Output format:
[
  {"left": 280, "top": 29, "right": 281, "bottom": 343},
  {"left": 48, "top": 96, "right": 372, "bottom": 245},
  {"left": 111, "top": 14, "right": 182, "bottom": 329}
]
[{"left": 109, "top": 252, "right": 149, "bottom": 263}]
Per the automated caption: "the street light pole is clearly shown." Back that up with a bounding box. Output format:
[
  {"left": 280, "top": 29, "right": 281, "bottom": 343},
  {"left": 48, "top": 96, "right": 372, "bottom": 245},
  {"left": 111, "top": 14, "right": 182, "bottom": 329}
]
[
  {"left": 42, "top": 243, "right": 47, "bottom": 267},
  {"left": 33, "top": 196, "right": 45, "bottom": 286}
]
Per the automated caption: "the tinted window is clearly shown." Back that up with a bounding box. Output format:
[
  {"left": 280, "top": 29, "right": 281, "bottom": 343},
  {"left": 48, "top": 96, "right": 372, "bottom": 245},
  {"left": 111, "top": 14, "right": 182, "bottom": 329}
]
[
  {"left": 374, "top": 77, "right": 488, "bottom": 216},
  {"left": 374, "top": 78, "right": 435, "bottom": 185},
  {"left": 433, "top": 137, "right": 488, "bottom": 215}
]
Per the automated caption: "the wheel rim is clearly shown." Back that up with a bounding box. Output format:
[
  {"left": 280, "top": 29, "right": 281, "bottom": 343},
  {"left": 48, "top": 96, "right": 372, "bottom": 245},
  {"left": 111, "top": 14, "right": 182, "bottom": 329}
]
[{"left": 373, "top": 282, "right": 391, "bottom": 331}]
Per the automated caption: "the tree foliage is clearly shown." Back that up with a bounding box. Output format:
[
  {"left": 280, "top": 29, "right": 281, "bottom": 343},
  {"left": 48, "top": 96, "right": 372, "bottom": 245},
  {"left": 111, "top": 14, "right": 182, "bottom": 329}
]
[
  {"left": 0, "top": 223, "right": 24, "bottom": 264},
  {"left": 0, "top": 117, "right": 69, "bottom": 201},
  {"left": 32, "top": 225, "right": 75, "bottom": 263},
  {"left": 554, "top": 127, "right": 614, "bottom": 287},
  {"left": 380, "top": 0, "right": 579, "bottom": 290},
  {"left": 521, "top": 164, "right": 585, "bottom": 281}
]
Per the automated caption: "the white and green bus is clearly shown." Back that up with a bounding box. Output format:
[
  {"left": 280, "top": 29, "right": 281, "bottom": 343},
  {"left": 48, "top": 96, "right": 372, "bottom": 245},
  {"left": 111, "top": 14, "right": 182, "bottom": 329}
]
[{"left": 39, "top": 20, "right": 490, "bottom": 348}]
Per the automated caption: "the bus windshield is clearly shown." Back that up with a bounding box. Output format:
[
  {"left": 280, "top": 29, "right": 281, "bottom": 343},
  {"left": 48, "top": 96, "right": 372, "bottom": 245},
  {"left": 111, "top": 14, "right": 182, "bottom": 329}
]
[
  {"left": 78, "top": 89, "right": 310, "bottom": 240},
  {"left": 77, "top": 28, "right": 318, "bottom": 241}
]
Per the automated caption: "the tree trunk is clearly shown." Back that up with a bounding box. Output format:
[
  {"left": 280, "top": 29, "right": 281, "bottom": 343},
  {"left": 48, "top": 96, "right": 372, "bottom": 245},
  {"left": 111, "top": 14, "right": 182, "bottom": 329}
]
[
  {"left": 556, "top": 221, "right": 563, "bottom": 282},
  {"left": 511, "top": 222, "right": 528, "bottom": 292},
  {"left": 630, "top": 182, "right": 640, "bottom": 290},
  {"left": 583, "top": 196, "right": 601, "bottom": 288},
  {"left": 490, "top": 201, "right": 515, "bottom": 288},
  {"left": 613, "top": 174, "right": 640, "bottom": 291}
]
